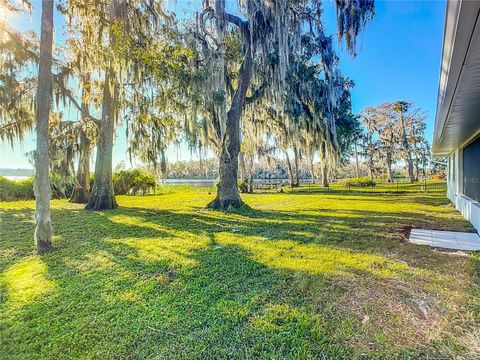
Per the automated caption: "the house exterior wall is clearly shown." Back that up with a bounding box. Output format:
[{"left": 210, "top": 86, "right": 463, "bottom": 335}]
[{"left": 447, "top": 139, "right": 480, "bottom": 232}]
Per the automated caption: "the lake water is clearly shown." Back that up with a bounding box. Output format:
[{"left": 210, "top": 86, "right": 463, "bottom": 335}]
[
  {"left": 160, "top": 179, "right": 291, "bottom": 187},
  {"left": 160, "top": 179, "right": 216, "bottom": 187}
]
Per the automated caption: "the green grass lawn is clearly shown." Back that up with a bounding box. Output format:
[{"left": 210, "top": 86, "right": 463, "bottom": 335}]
[{"left": 1, "top": 186, "right": 479, "bottom": 359}]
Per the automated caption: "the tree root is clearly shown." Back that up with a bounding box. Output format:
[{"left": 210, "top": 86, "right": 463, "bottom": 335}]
[
  {"left": 206, "top": 197, "right": 250, "bottom": 211},
  {"left": 85, "top": 193, "right": 118, "bottom": 210},
  {"left": 70, "top": 188, "right": 90, "bottom": 204}
]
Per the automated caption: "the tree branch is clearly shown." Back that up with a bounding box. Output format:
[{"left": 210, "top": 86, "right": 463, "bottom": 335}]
[
  {"left": 245, "top": 83, "right": 266, "bottom": 105},
  {"left": 53, "top": 73, "right": 101, "bottom": 125},
  {"left": 224, "top": 12, "right": 249, "bottom": 39},
  {"left": 0, "top": 119, "right": 33, "bottom": 132},
  {"left": 225, "top": 68, "right": 234, "bottom": 98},
  {"left": 224, "top": 13, "right": 248, "bottom": 32}
]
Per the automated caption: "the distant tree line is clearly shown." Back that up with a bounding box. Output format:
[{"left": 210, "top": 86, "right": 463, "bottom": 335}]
[{"left": 156, "top": 99, "right": 433, "bottom": 185}]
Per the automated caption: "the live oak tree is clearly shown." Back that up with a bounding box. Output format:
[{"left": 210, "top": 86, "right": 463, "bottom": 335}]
[
  {"left": 60, "top": 0, "right": 165, "bottom": 210},
  {"left": 193, "top": 0, "right": 373, "bottom": 209},
  {"left": 47, "top": 113, "right": 77, "bottom": 198},
  {"left": 335, "top": 80, "right": 362, "bottom": 177},
  {"left": 360, "top": 109, "right": 379, "bottom": 180},
  {"left": 393, "top": 100, "right": 415, "bottom": 183},
  {"left": 359, "top": 101, "right": 429, "bottom": 182},
  {"left": 361, "top": 103, "right": 399, "bottom": 182},
  {"left": 411, "top": 121, "right": 430, "bottom": 180},
  {"left": 255, "top": 37, "right": 356, "bottom": 188}
]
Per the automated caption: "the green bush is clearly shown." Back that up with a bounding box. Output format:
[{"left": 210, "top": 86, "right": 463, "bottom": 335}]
[
  {"left": 0, "top": 169, "right": 156, "bottom": 201},
  {"left": 343, "top": 177, "right": 376, "bottom": 187},
  {"left": 0, "top": 177, "right": 35, "bottom": 201},
  {"left": 113, "top": 170, "right": 156, "bottom": 195},
  {"left": 0, "top": 175, "right": 77, "bottom": 202}
]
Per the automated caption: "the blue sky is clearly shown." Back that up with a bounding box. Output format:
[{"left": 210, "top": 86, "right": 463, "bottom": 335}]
[{"left": 0, "top": 0, "right": 446, "bottom": 169}]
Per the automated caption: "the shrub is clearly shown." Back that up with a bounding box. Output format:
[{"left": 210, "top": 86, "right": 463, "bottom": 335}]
[
  {"left": 0, "top": 177, "right": 35, "bottom": 201},
  {"left": 1, "top": 170, "right": 156, "bottom": 201},
  {"left": 343, "top": 177, "right": 376, "bottom": 187},
  {"left": 113, "top": 170, "right": 156, "bottom": 195},
  {"left": 1, "top": 175, "right": 77, "bottom": 202}
]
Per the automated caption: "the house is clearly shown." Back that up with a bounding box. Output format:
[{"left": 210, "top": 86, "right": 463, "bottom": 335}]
[{"left": 433, "top": 0, "right": 480, "bottom": 232}]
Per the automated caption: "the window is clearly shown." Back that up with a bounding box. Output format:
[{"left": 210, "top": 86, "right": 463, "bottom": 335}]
[{"left": 463, "top": 136, "right": 480, "bottom": 202}]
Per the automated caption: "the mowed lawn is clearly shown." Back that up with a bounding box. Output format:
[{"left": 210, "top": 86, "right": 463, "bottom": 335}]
[{"left": 0, "top": 186, "right": 479, "bottom": 359}]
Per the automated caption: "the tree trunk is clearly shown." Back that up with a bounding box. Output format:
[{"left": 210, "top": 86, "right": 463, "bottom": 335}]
[
  {"left": 70, "top": 127, "right": 91, "bottom": 203},
  {"left": 386, "top": 154, "right": 393, "bottom": 182},
  {"left": 400, "top": 113, "right": 414, "bottom": 183},
  {"left": 71, "top": 75, "right": 92, "bottom": 203},
  {"left": 308, "top": 153, "right": 315, "bottom": 184},
  {"left": 293, "top": 145, "right": 300, "bottom": 187},
  {"left": 208, "top": 91, "right": 252, "bottom": 208},
  {"left": 86, "top": 2, "right": 120, "bottom": 210},
  {"left": 404, "top": 152, "right": 414, "bottom": 183},
  {"left": 239, "top": 151, "right": 246, "bottom": 181},
  {"left": 368, "top": 154, "right": 374, "bottom": 180},
  {"left": 406, "top": 157, "right": 414, "bottom": 182},
  {"left": 34, "top": 0, "right": 54, "bottom": 253},
  {"left": 354, "top": 142, "right": 359, "bottom": 178},
  {"left": 386, "top": 161, "right": 393, "bottom": 182},
  {"left": 414, "top": 155, "right": 420, "bottom": 182},
  {"left": 322, "top": 163, "right": 329, "bottom": 187},
  {"left": 248, "top": 154, "right": 254, "bottom": 193},
  {"left": 238, "top": 151, "right": 248, "bottom": 193},
  {"left": 85, "top": 70, "right": 118, "bottom": 210},
  {"left": 207, "top": 2, "right": 254, "bottom": 210},
  {"left": 285, "top": 150, "right": 295, "bottom": 188},
  {"left": 209, "top": 132, "right": 243, "bottom": 209}
]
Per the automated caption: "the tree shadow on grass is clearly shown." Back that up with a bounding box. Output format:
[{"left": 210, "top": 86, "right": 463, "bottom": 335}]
[
  {"left": 0, "top": 202, "right": 477, "bottom": 358},
  {"left": 0, "top": 231, "right": 464, "bottom": 359},
  {"left": 0, "top": 231, "right": 357, "bottom": 358},
  {"left": 0, "top": 202, "right": 473, "bottom": 276}
]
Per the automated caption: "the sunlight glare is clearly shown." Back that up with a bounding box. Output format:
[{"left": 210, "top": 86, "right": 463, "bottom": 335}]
[{"left": 2, "top": 256, "right": 56, "bottom": 307}]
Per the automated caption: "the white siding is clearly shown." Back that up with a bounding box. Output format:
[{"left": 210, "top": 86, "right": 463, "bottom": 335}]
[{"left": 446, "top": 148, "right": 480, "bottom": 232}]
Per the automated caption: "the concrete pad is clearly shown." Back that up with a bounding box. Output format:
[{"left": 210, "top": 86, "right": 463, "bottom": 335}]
[{"left": 409, "top": 229, "right": 480, "bottom": 251}]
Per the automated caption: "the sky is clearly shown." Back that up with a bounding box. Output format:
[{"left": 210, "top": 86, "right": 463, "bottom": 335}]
[{"left": 0, "top": 0, "right": 447, "bottom": 169}]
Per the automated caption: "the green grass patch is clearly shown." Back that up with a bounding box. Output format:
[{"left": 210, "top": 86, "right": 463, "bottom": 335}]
[{"left": 0, "top": 186, "right": 478, "bottom": 359}]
